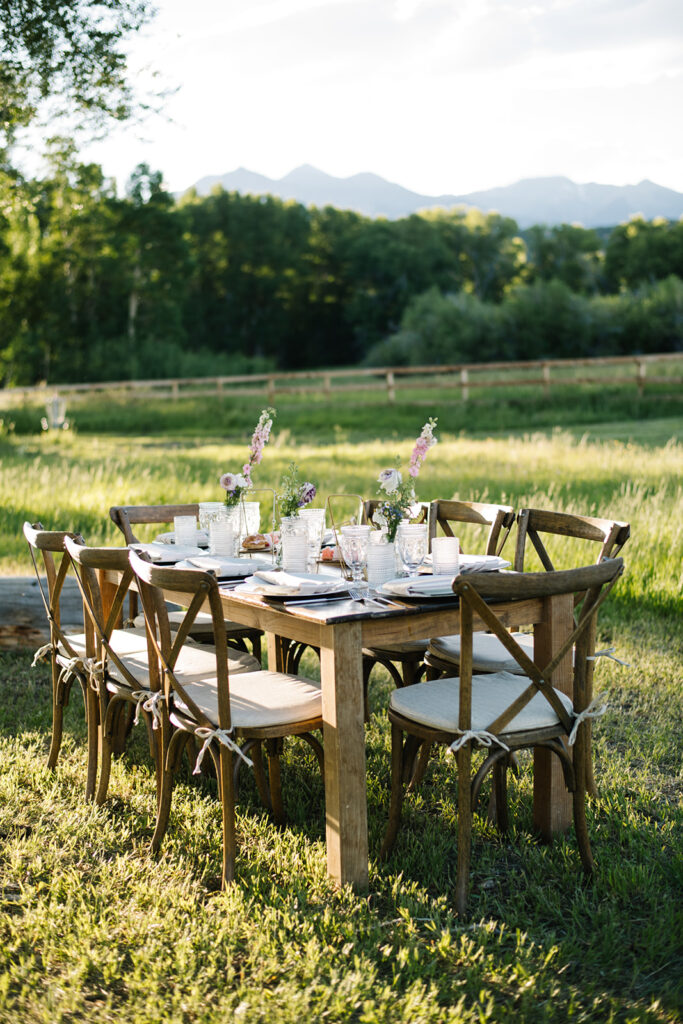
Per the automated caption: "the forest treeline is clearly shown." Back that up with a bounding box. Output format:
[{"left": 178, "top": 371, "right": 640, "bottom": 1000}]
[{"left": 2, "top": 143, "right": 682, "bottom": 386}]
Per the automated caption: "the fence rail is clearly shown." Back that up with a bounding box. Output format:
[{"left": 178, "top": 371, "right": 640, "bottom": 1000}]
[{"left": 3, "top": 352, "right": 683, "bottom": 406}]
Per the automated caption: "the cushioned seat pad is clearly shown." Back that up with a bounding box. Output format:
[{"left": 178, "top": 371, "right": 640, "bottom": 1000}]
[
  {"left": 107, "top": 642, "right": 260, "bottom": 690},
  {"left": 429, "top": 632, "right": 535, "bottom": 674},
  {"left": 175, "top": 671, "right": 322, "bottom": 730},
  {"left": 133, "top": 610, "right": 260, "bottom": 636},
  {"left": 58, "top": 627, "right": 149, "bottom": 661},
  {"left": 366, "top": 638, "right": 430, "bottom": 656},
  {"left": 390, "top": 670, "right": 573, "bottom": 735}
]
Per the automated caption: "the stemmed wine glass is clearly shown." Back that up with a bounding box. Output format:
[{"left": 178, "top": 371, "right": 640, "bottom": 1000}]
[
  {"left": 397, "top": 523, "right": 428, "bottom": 577},
  {"left": 340, "top": 525, "right": 371, "bottom": 596}
]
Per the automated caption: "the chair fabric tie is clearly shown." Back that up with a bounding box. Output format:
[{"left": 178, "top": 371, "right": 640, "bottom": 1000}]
[
  {"left": 449, "top": 730, "right": 511, "bottom": 754},
  {"left": 587, "top": 646, "right": 630, "bottom": 667},
  {"left": 568, "top": 692, "right": 609, "bottom": 747},
  {"left": 57, "top": 655, "right": 94, "bottom": 690},
  {"left": 31, "top": 642, "right": 55, "bottom": 667},
  {"left": 193, "top": 727, "right": 254, "bottom": 775},
  {"left": 131, "top": 690, "right": 166, "bottom": 730}
]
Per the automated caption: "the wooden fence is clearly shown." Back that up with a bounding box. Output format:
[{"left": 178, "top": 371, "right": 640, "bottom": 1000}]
[{"left": 4, "top": 353, "right": 683, "bottom": 409}]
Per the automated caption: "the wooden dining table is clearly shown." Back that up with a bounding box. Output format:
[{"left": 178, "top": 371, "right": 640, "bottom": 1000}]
[{"left": 101, "top": 568, "right": 575, "bottom": 891}]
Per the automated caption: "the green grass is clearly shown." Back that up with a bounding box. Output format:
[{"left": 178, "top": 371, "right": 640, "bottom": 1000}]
[{"left": 0, "top": 408, "right": 681, "bottom": 1022}]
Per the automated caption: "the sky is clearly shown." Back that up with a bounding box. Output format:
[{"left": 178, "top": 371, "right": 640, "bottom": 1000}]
[{"left": 72, "top": 0, "right": 683, "bottom": 198}]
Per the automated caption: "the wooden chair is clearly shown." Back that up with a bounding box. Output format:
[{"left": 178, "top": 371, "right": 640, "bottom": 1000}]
[
  {"left": 23, "top": 522, "right": 96, "bottom": 791},
  {"left": 427, "top": 508, "right": 629, "bottom": 677},
  {"left": 63, "top": 537, "right": 260, "bottom": 805},
  {"left": 380, "top": 558, "right": 624, "bottom": 916},
  {"left": 361, "top": 501, "right": 515, "bottom": 714},
  {"left": 128, "top": 549, "right": 325, "bottom": 887},
  {"left": 426, "top": 508, "right": 629, "bottom": 796},
  {"left": 109, "top": 503, "right": 264, "bottom": 661}
]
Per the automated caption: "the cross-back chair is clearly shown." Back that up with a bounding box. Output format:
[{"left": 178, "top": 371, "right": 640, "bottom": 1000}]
[
  {"left": 426, "top": 508, "right": 630, "bottom": 796},
  {"left": 427, "top": 508, "right": 629, "bottom": 678},
  {"left": 63, "top": 536, "right": 260, "bottom": 806},
  {"left": 23, "top": 522, "right": 95, "bottom": 789},
  {"left": 128, "top": 549, "right": 324, "bottom": 887},
  {"left": 380, "top": 558, "right": 625, "bottom": 916},
  {"left": 109, "top": 502, "right": 263, "bottom": 660},
  {"left": 360, "top": 500, "right": 515, "bottom": 717}
]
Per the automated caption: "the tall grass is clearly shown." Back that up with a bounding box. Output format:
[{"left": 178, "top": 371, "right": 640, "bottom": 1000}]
[{"left": 0, "top": 416, "right": 681, "bottom": 1022}]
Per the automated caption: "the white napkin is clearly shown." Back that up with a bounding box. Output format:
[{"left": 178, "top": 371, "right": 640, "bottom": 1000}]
[
  {"left": 247, "top": 570, "right": 346, "bottom": 597},
  {"left": 181, "top": 555, "right": 271, "bottom": 576},
  {"left": 129, "top": 542, "right": 205, "bottom": 563},
  {"left": 457, "top": 555, "right": 511, "bottom": 573},
  {"left": 154, "top": 529, "right": 209, "bottom": 547},
  {"left": 381, "top": 576, "right": 457, "bottom": 598}
]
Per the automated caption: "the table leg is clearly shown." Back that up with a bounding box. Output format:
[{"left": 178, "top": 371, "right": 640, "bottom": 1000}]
[
  {"left": 266, "top": 633, "right": 288, "bottom": 673},
  {"left": 533, "top": 592, "right": 574, "bottom": 839},
  {"left": 319, "top": 620, "right": 369, "bottom": 890}
]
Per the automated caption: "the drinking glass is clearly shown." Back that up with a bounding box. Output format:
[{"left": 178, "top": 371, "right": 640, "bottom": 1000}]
[
  {"left": 431, "top": 535, "right": 460, "bottom": 575},
  {"left": 396, "top": 523, "right": 428, "bottom": 577},
  {"left": 366, "top": 542, "right": 396, "bottom": 587},
  {"left": 298, "top": 508, "right": 326, "bottom": 570},
  {"left": 174, "top": 514, "right": 198, "bottom": 547},
  {"left": 198, "top": 502, "right": 225, "bottom": 532},
  {"left": 280, "top": 516, "right": 309, "bottom": 572},
  {"left": 340, "top": 525, "right": 371, "bottom": 588}
]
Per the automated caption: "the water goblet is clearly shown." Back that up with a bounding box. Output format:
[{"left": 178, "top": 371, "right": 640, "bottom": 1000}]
[
  {"left": 396, "top": 523, "right": 428, "bottom": 577},
  {"left": 340, "top": 524, "right": 371, "bottom": 593}
]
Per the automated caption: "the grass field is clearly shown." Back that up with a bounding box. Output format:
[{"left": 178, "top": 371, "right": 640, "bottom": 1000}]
[{"left": 0, "top": 404, "right": 681, "bottom": 1022}]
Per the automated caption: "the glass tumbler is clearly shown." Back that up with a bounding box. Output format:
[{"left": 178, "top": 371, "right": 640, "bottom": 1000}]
[
  {"left": 174, "top": 514, "right": 198, "bottom": 548},
  {"left": 431, "top": 536, "right": 460, "bottom": 575},
  {"left": 280, "top": 516, "right": 309, "bottom": 573}
]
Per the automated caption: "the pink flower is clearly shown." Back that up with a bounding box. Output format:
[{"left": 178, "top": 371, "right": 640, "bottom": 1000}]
[{"left": 409, "top": 418, "right": 438, "bottom": 479}]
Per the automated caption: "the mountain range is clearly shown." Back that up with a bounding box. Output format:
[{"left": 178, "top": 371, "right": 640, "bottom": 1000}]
[{"left": 187, "top": 165, "right": 683, "bottom": 228}]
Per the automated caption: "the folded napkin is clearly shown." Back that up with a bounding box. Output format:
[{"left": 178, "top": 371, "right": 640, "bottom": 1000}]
[
  {"left": 247, "top": 570, "right": 346, "bottom": 597},
  {"left": 154, "top": 528, "right": 209, "bottom": 547},
  {"left": 129, "top": 542, "right": 205, "bottom": 563},
  {"left": 381, "top": 556, "right": 511, "bottom": 598},
  {"left": 381, "top": 576, "right": 458, "bottom": 598},
  {"left": 458, "top": 554, "right": 511, "bottom": 573},
  {"left": 181, "top": 555, "right": 271, "bottom": 576}
]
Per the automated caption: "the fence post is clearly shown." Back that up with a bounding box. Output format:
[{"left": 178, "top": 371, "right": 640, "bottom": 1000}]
[
  {"left": 323, "top": 374, "right": 332, "bottom": 397},
  {"left": 171, "top": 381, "right": 179, "bottom": 400},
  {"left": 267, "top": 376, "right": 276, "bottom": 403},
  {"left": 460, "top": 368, "right": 469, "bottom": 402},
  {"left": 386, "top": 371, "right": 395, "bottom": 402},
  {"left": 542, "top": 362, "right": 550, "bottom": 396},
  {"left": 636, "top": 360, "right": 646, "bottom": 397}
]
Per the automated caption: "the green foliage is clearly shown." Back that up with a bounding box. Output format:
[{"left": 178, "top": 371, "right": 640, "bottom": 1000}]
[
  {"left": 0, "top": 0, "right": 154, "bottom": 150},
  {"left": 1, "top": 150, "right": 682, "bottom": 386},
  {"left": 366, "top": 276, "right": 683, "bottom": 366}
]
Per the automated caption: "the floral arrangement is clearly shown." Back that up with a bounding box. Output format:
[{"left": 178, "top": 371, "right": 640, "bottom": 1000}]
[
  {"left": 220, "top": 407, "right": 276, "bottom": 507},
  {"left": 374, "top": 417, "right": 438, "bottom": 541},
  {"left": 276, "top": 462, "right": 317, "bottom": 519}
]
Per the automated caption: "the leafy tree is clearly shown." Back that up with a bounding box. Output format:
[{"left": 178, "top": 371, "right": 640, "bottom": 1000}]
[
  {"left": 524, "top": 224, "right": 602, "bottom": 294},
  {"left": 604, "top": 217, "right": 683, "bottom": 292},
  {"left": 0, "top": 0, "right": 154, "bottom": 152}
]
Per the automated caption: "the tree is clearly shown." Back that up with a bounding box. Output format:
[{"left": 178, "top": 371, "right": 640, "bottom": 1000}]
[{"left": 0, "top": 0, "right": 154, "bottom": 153}]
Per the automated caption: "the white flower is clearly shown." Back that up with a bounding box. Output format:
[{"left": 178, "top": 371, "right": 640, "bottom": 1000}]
[
  {"left": 377, "top": 468, "right": 402, "bottom": 494},
  {"left": 220, "top": 472, "right": 249, "bottom": 493}
]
